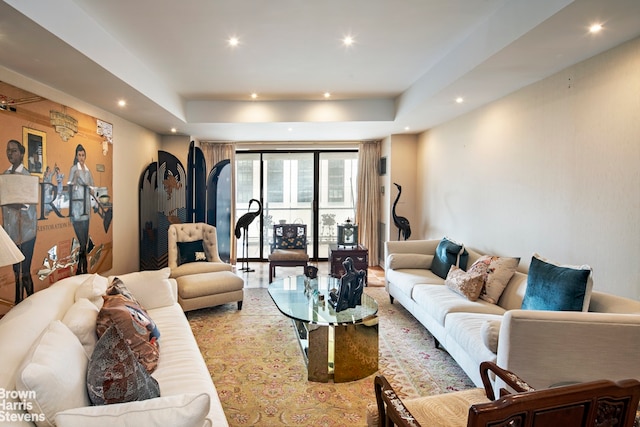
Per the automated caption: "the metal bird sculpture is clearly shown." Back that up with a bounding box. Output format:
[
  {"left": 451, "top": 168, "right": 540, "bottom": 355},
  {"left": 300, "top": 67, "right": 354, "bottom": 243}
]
[
  {"left": 392, "top": 183, "right": 411, "bottom": 240},
  {"left": 234, "top": 199, "right": 262, "bottom": 272}
]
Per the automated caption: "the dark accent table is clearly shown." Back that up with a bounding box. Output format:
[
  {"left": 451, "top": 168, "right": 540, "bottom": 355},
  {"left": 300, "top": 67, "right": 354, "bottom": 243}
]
[{"left": 329, "top": 244, "right": 368, "bottom": 285}]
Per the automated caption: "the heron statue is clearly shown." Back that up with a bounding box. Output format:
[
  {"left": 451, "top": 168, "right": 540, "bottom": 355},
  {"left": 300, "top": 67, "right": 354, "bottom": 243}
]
[
  {"left": 392, "top": 183, "right": 411, "bottom": 240},
  {"left": 234, "top": 199, "right": 262, "bottom": 272}
]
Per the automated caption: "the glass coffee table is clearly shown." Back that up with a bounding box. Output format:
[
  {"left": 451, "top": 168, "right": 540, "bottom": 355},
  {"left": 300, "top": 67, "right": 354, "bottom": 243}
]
[{"left": 268, "top": 274, "right": 379, "bottom": 382}]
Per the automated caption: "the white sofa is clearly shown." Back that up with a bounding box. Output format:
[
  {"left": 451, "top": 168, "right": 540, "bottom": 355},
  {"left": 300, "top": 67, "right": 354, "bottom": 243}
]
[
  {"left": 0, "top": 268, "right": 228, "bottom": 427},
  {"left": 385, "top": 239, "right": 640, "bottom": 390}
]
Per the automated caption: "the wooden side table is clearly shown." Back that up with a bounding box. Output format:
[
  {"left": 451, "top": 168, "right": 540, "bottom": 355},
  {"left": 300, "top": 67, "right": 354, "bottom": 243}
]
[{"left": 329, "top": 244, "right": 368, "bottom": 285}]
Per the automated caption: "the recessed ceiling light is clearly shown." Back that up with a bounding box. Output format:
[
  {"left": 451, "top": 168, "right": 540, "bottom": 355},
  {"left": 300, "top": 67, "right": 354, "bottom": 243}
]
[
  {"left": 589, "top": 23, "right": 603, "bottom": 34},
  {"left": 228, "top": 36, "right": 239, "bottom": 47},
  {"left": 288, "top": 127, "right": 293, "bottom": 132},
  {"left": 342, "top": 35, "right": 355, "bottom": 46},
  {"left": 323, "top": 92, "right": 331, "bottom": 99},
  {"left": 251, "top": 93, "right": 258, "bottom": 99},
  {"left": 404, "top": 126, "right": 411, "bottom": 131},
  {"left": 455, "top": 97, "right": 464, "bottom": 104},
  {"left": 117, "top": 99, "right": 126, "bottom": 107},
  {"left": 170, "top": 127, "right": 177, "bottom": 133}
]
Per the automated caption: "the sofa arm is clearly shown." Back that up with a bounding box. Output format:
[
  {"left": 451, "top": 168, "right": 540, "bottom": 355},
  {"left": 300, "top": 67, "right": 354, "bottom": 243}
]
[{"left": 496, "top": 309, "right": 640, "bottom": 391}]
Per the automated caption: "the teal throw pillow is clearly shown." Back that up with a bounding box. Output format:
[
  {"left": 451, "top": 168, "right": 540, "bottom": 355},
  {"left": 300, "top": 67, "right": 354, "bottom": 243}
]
[
  {"left": 177, "top": 240, "right": 207, "bottom": 265},
  {"left": 431, "top": 237, "right": 469, "bottom": 279},
  {"left": 522, "top": 254, "right": 593, "bottom": 311}
]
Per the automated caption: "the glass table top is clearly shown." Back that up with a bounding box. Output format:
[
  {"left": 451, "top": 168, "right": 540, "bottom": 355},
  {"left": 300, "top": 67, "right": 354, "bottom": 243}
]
[{"left": 268, "top": 275, "right": 378, "bottom": 326}]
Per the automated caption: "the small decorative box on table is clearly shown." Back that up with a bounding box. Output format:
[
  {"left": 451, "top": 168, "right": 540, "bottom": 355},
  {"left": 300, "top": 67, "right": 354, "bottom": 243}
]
[{"left": 328, "top": 244, "right": 368, "bottom": 286}]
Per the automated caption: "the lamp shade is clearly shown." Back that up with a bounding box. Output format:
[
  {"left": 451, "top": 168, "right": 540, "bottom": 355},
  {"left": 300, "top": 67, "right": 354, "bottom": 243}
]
[
  {"left": 0, "top": 225, "right": 25, "bottom": 267},
  {"left": 0, "top": 174, "right": 39, "bottom": 205}
]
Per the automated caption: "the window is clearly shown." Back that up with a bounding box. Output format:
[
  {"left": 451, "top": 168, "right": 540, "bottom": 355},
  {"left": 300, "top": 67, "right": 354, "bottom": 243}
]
[
  {"left": 267, "top": 159, "right": 283, "bottom": 203},
  {"left": 327, "top": 159, "right": 344, "bottom": 203},
  {"left": 237, "top": 159, "right": 254, "bottom": 203},
  {"left": 297, "top": 159, "right": 313, "bottom": 203}
]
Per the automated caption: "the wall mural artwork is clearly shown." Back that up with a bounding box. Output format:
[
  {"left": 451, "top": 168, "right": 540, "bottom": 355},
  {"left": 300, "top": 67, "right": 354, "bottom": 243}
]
[{"left": 0, "top": 81, "right": 113, "bottom": 314}]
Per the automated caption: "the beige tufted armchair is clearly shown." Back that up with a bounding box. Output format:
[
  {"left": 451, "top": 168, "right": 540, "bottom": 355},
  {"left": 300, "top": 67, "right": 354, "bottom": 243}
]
[{"left": 168, "top": 223, "right": 244, "bottom": 311}]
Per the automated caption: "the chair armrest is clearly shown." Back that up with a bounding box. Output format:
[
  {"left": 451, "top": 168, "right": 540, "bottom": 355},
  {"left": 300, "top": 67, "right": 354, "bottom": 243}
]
[
  {"left": 373, "top": 375, "right": 422, "bottom": 427},
  {"left": 479, "top": 361, "right": 535, "bottom": 400}
]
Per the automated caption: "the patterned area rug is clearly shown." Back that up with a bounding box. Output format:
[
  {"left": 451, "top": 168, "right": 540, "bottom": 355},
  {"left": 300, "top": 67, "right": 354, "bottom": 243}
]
[{"left": 188, "top": 284, "right": 474, "bottom": 426}]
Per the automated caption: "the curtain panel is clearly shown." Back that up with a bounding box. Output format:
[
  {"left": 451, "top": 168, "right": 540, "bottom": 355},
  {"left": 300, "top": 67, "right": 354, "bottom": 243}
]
[{"left": 356, "top": 141, "right": 381, "bottom": 266}]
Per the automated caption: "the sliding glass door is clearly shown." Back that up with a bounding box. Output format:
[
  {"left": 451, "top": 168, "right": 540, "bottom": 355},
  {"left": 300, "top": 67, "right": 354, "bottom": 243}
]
[{"left": 235, "top": 150, "right": 358, "bottom": 262}]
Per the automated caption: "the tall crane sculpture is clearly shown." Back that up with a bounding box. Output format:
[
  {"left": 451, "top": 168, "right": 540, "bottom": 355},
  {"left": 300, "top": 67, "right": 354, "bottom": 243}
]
[
  {"left": 234, "top": 199, "right": 262, "bottom": 272},
  {"left": 392, "top": 183, "right": 411, "bottom": 240}
]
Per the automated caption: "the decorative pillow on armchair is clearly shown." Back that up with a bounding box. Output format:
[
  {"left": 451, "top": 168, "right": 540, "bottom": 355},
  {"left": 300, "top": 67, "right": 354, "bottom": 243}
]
[
  {"left": 445, "top": 266, "right": 485, "bottom": 301},
  {"left": 177, "top": 240, "right": 207, "bottom": 265},
  {"left": 431, "top": 237, "right": 469, "bottom": 279},
  {"left": 522, "top": 253, "right": 593, "bottom": 311}
]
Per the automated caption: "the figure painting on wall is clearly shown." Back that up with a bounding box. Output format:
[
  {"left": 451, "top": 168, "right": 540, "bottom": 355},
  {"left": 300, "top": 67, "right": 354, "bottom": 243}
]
[
  {"left": 2, "top": 139, "right": 36, "bottom": 303},
  {"left": 68, "top": 143, "right": 95, "bottom": 274}
]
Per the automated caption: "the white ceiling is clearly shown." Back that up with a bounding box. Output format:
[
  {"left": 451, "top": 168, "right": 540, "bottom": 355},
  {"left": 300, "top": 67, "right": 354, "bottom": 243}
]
[{"left": 1, "top": 0, "right": 639, "bottom": 142}]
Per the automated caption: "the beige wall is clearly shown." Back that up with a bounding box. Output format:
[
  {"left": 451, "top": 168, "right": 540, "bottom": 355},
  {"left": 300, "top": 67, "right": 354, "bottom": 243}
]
[
  {"left": 0, "top": 66, "right": 162, "bottom": 277},
  {"left": 416, "top": 36, "right": 640, "bottom": 299}
]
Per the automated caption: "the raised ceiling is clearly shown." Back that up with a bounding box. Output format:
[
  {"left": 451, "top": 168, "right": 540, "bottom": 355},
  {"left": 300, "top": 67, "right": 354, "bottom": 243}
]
[{"left": 1, "top": 0, "right": 639, "bottom": 142}]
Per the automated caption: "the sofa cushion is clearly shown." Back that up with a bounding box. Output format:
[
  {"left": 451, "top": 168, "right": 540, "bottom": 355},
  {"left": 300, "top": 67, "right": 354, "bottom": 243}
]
[
  {"left": 385, "top": 269, "right": 444, "bottom": 299},
  {"left": 62, "top": 297, "right": 100, "bottom": 357},
  {"left": 445, "top": 266, "right": 485, "bottom": 301},
  {"left": 16, "top": 320, "right": 90, "bottom": 427},
  {"left": 431, "top": 237, "right": 469, "bottom": 279},
  {"left": 413, "top": 285, "right": 506, "bottom": 326},
  {"left": 444, "top": 313, "right": 503, "bottom": 365},
  {"left": 387, "top": 253, "right": 433, "bottom": 270},
  {"left": 96, "top": 284, "right": 160, "bottom": 373},
  {"left": 522, "top": 254, "right": 593, "bottom": 311},
  {"left": 467, "top": 255, "right": 520, "bottom": 304},
  {"left": 87, "top": 324, "right": 160, "bottom": 405},
  {"left": 55, "top": 393, "right": 210, "bottom": 427},
  {"left": 177, "top": 240, "right": 207, "bottom": 265}
]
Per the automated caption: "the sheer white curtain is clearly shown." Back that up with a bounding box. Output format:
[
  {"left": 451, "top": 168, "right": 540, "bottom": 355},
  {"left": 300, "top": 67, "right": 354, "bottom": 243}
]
[
  {"left": 355, "top": 140, "right": 381, "bottom": 266},
  {"left": 201, "top": 141, "right": 237, "bottom": 263}
]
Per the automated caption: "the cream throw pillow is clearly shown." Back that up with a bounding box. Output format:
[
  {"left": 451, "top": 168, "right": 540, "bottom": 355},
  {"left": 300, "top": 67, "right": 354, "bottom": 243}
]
[
  {"left": 75, "top": 274, "right": 108, "bottom": 308},
  {"left": 16, "top": 320, "right": 90, "bottom": 427},
  {"left": 467, "top": 255, "right": 520, "bottom": 304},
  {"left": 62, "top": 298, "right": 100, "bottom": 357},
  {"left": 481, "top": 320, "right": 502, "bottom": 353},
  {"left": 54, "top": 393, "right": 211, "bottom": 427}
]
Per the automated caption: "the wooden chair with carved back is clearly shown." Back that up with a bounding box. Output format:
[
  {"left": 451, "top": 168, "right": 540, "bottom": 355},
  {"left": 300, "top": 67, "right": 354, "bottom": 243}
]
[
  {"left": 373, "top": 361, "right": 640, "bottom": 427},
  {"left": 267, "top": 223, "right": 309, "bottom": 282}
]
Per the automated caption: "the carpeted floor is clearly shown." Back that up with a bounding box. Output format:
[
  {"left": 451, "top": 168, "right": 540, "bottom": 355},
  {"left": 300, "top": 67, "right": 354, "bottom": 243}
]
[{"left": 187, "top": 263, "right": 474, "bottom": 426}]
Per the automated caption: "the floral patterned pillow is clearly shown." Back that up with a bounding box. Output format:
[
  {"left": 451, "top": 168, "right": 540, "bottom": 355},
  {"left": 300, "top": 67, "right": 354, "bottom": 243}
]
[{"left": 445, "top": 265, "right": 485, "bottom": 301}]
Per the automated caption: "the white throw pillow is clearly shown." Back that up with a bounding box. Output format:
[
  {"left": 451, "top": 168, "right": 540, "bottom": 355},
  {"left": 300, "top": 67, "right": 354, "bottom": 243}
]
[
  {"left": 16, "top": 320, "right": 90, "bottom": 427},
  {"left": 386, "top": 253, "right": 433, "bottom": 270},
  {"left": 62, "top": 298, "right": 100, "bottom": 357},
  {"left": 75, "top": 274, "right": 108, "bottom": 308},
  {"left": 54, "top": 393, "right": 210, "bottom": 427},
  {"left": 108, "top": 267, "right": 175, "bottom": 309},
  {"left": 481, "top": 320, "right": 502, "bottom": 353}
]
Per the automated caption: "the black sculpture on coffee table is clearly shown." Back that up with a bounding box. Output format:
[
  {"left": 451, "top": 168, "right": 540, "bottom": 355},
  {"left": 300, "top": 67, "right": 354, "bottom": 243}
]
[{"left": 329, "top": 257, "right": 365, "bottom": 312}]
